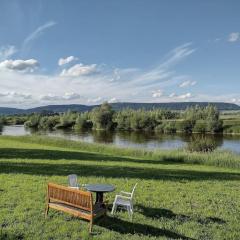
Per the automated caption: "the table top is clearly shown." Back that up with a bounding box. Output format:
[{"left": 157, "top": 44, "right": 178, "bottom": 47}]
[{"left": 85, "top": 184, "right": 115, "bottom": 193}]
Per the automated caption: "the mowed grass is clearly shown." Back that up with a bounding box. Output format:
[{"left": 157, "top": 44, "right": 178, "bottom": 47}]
[{"left": 0, "top": 136, "right": 240, "bottom": 240}]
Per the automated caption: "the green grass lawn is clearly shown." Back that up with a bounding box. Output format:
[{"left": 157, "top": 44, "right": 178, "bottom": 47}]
[{"left": 0, "top": 136, "right": 240, "bottom": 240}]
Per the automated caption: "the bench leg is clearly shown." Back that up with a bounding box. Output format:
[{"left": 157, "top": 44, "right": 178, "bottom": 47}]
[
  {"left": 45, "top": 205, "right": 49, "bottom": 218},
  {"left": 89, "top": 219, "right": 93, "bottom": 233}
]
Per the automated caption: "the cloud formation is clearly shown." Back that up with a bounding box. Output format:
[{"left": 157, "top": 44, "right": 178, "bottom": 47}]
[
  {"left": 0, "top": 45, "right": 17, "bottom": 60},
  {"left": 179, "top": 80, "right": 196, "bottom": 88},
  {"left": 0, "top": 43, "right": 199, "bottom": 107},
  {"left": 178, "top": 92, "right": 192, "bottom": 99},
  {"left": 58, "top": 56, "right": 78, "bottom": 66},
  {"left": 108, "top": 97, "right": 118, "bottom": 103},
  {"left": 228, "top": 32, "right": 240, "bottom": 42},
  {"left": 161, "top": 43, "right": 196, "bottom": 68},
  {"left": 22, "top": 21, "right": 57, "bottom": 51},
  {"left": 168, "top": 92, "right": 192, "bottom": 100},
  {"left": 60, "top": 63, "right": 97, "bottom": 77},
  {"left": 152, "top": 89, "right": 164, "bottom": 98},
  {"left": 40, "top": 92, "right": 81, "bottom": 101},
  {"left": 0, "top": 59, "right": 39, "bottom": 72}
]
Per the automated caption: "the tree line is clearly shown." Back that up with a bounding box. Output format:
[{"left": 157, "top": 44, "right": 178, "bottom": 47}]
[{"left": 18, "top": 102, "right": 223, "bottom": 134}]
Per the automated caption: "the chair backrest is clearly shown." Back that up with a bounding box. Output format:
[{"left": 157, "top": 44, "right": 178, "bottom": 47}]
[
  {"left": 68, "top": 174, "right": 78, "bottom": 188},
  {"left": 47, "top": 183, "right": 93, "bottom": 212},
  {"left": 130, "top": 183, "right": 138, "bottom": 199}
]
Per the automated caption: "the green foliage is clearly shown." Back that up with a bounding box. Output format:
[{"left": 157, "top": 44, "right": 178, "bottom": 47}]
[
  {"left": 91, "top": 102, "right": 115, "bottom": 130},
  {"left": 55, "top": 111, "right": 76, "bottom": 129},
  {"left": 8, "top": 104, "right": 233, "bottom": 134},
  {"left": 182, "top": 105, "right": 222, "bottom": 133},
  {"left": 192, "top": 120, "right": 207, "bottom": 133},
  {"left": 24, "top": 114, "right": 41, "bottom": 128},
  {"left": 39, "top": 116, "right": 60, "bottom": 130},
  {"left": 161, "top": 121, "right": 176, "bottom": 133},
  {"left": 0, "top": 117, "right": 3, "bottom": 131},
  {"left": 187, "top": 136, "right": 218, "bottom": 152},
  {"left": 175, "top": 120, "right": 193, "bottom": 133},
  {"left": 75, "top": 113, "right": 92, "bottom": 130},
  {"left": 223, "top": 119, "right": 240, "bottom": 134}
]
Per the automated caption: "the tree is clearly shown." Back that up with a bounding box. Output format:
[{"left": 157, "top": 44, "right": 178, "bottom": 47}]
[{"left": 91, "top": 102, "right": 115, "bottom": 130}]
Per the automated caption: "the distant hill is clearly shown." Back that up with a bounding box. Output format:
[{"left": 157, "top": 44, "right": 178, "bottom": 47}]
[
  {"left": 0, "top": 107, "right": 26, "bottom": 115},
  {"left": 111, "top": 102, "right": 240, "bottom": 111},
  {"left": 0, "top": 102, "right": 239, "bottom": 115}
]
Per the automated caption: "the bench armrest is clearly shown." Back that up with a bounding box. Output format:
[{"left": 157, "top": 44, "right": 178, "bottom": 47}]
[{"left": 68, "top": 186, "right": 80, "bottom": 190}]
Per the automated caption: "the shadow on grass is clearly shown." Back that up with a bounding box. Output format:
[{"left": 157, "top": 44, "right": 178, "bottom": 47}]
[
  {"left": 137, "top": 205, "right": 226, "bottom": 224},
  {"left": 0, "top": 148, "right": 183, "bottom": 165},
  {"left": 0, "top": 231, "right": 24, "bottom": 240},
  {"left": 0, "top": 161, "right": 239, "bottom": 181},
  {"left": 97, "top": 215, "right": 195, "bottom": 239}
]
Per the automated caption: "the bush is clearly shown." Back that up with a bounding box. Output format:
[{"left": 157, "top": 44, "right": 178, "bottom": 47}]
[
  {"left": 192, "top": 120, "right": 207, "bottom": 133},
  {"left": 187, "top": 136, "right": 217, "bottom": 152},
  {"left": 24, "top": 114, "right": 41, "bottom": 129},
  {"left": 206, "top": 120, "right": 223, "bottom": 133},
  {"left": 39, "top": 116, "right": 59, "bottom": 130},
  {"left": 0, "top": 117, "right": 3, "bottom": 131},
  {"left": 154, "top": 123, "right": 164, "bottom": 133},
  {"left": 74, "top": 114, "right": 92, "bottom": 130},
  {"left": 163, "top": 121, "right": 176, "bottom": 133},
  {"left": 55, "top": 111, "right": 75, "bottom": 129},
  {"left": 91, "top": 102, "right": 114, "bottom": 130},
  {"left": 175, "top": 120, "right": 193, "bottom": 133}
]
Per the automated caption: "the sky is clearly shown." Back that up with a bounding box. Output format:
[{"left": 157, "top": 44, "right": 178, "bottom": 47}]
[{"left": 0, "top": 0, "right": 240, "bottom": 108}]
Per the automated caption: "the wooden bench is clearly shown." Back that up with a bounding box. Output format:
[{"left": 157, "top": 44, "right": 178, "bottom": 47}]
[{"left": 45, "top": 183, "right": 106, "bottom": 232}]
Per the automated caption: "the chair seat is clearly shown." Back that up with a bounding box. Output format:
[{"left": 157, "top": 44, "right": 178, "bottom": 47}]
[{"left": 115, "top": 198, "right": 131, "bottom": 206}]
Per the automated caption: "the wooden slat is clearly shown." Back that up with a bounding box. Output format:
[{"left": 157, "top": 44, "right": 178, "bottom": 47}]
[
  {"left": 46, "top": 182, "right": 106, "bottom": 233},
  {"left": 48, "top": 183, "right": 92, "bottom": 211}
]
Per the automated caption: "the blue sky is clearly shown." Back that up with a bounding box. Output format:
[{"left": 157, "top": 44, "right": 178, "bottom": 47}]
[{"left": 0, "top": 0, "right": 240, "bottom": 107}]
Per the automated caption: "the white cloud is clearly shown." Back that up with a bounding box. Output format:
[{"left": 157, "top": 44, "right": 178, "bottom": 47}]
[
  {"left": 64, "top": 92, "right": 81, "bottom": 100},
  {"left": 228, "top": 32, "right": 240, "bottom": 42},
  {"left": 231, "top": 98, "right": 240, "bottom": 104},
  {"left": 0, "top": 59, "right": 39, "bottom": 72},
  {"left": 169, "top": 93, "right": 176, "bottom": 98},
  {"left": 58, "top": 56, "right": 78, "bottom": 66},
  {"left": 152, "top": 89, "right": 164, "bottom": 98},
  {"left": 22, "top": 21, "right": 57, "bottom": 51},
  {"left": 0, "top": 91, "right": 34, "bottom": 105},
  {"left": 0, "top": 46, "right": 17, "bottom": 60},
  {"left": 161, "top": 43, "right": 196, "bottom": 69},
  {"left": 178, "top": 92, "right": 192, "bottom": 99},
  {"left": 87, "top": 97, "right": 102, "bottom": 103},
  {"left": 0, "top": 43, "right": 197, "bottom": 107},
  {"left": 60, "top": 63, "right": 97, "bottom": 77},
  {"left": 108, "top": 97, "right": 118, "bottom": 103},
  {"left": 179, "top": 80, "right": 196, "bottom": 88},
  {"left": 40, "top": 92, "right": 81, "bottom": 101}
]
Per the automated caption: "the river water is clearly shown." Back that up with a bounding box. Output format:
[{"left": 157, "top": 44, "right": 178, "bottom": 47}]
[{"left": 1, "top": 125, "right": 240, "bottom": 154}]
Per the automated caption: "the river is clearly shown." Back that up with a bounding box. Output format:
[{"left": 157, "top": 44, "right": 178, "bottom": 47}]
[{"left": 1, "top": 125, "right": 240, "bottom": 154}]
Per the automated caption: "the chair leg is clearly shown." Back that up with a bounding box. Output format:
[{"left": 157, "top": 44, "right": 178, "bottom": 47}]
[
  {"left": 111, "top": 203, "right": 117, "bottom": 215},
  {"left": 127, "top": 206, "right": 132, "bottom": 220}
]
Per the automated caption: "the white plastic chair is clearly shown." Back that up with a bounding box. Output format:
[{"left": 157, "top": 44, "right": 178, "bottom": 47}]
[
  {"left": 111, "top": 183, "right": 137, "bottom": 220},
  {"left": 68, "top": 174, "right": 80, "bottom": 189}
]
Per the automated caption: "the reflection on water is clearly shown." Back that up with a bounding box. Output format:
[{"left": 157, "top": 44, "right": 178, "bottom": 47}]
[{"left": 1, "top": 125, "right": 240, "bottom": 154}]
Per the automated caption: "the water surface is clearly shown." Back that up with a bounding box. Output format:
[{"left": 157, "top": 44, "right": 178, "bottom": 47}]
[{"left": 1, "top": 125, "right": 240, "bottom": 154}]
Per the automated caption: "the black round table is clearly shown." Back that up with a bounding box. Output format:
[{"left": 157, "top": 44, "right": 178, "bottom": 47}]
[{"left": 85, "top": 184, "right": 115, "bottom": 204}]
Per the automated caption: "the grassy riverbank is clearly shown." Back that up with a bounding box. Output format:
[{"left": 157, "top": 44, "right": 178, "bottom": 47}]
[{"left": 0, "top": 136, "right": 240, "bottom": 239}]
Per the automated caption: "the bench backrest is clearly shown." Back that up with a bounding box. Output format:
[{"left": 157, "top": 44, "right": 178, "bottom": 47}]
[{"left": 47, "top": 183, "right": 93, "bottom": 212}]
